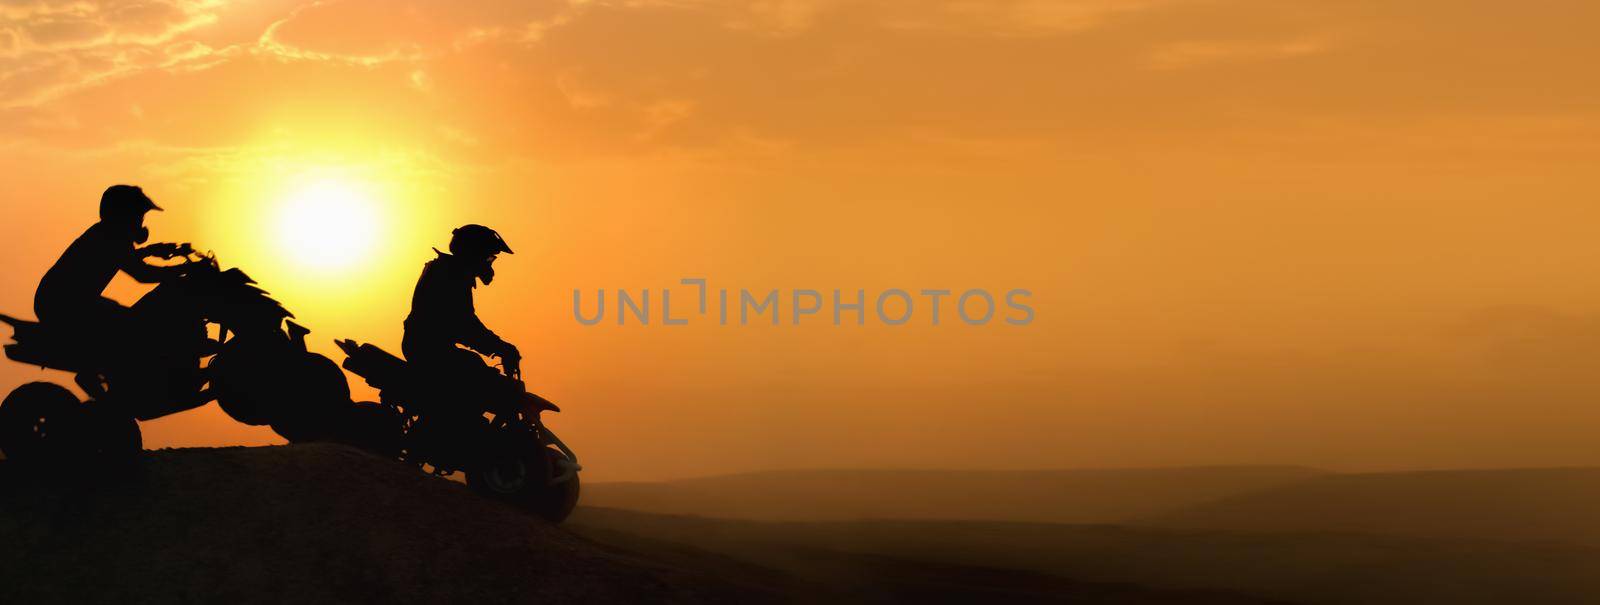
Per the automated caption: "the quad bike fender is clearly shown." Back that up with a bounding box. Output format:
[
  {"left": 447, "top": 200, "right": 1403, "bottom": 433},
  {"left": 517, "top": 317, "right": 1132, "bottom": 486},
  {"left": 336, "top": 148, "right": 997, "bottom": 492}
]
[{"left": 539, "top": 425, "right": 581, "bottom": 485}]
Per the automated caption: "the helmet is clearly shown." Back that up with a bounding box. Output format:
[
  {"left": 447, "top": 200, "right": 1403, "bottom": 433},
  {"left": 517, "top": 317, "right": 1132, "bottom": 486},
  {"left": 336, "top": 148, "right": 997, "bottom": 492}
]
[
  {"left": 99, "top": 184, "right": 161, "bottom": 222},
  {"left": 448, "top": 224, "right": 513, "bottom": 259}
]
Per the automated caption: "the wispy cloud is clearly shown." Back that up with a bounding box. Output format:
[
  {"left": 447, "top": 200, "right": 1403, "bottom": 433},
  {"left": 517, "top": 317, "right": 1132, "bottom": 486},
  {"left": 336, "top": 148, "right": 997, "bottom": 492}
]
[
  {"left": 882, "top": 0, "right": 1179, "bottom": 37},
  {"left": 0, "top": 0, "right": 227, "bottom": 107},
  {"left": 0, "top": 0, "right": 221, "bottom": 56},
  {"left": 1146, "top": 35, "right": 1333, "bottom": 70},
  {"left": 254, "top": 0, "right": 574, "bottom": 65}
]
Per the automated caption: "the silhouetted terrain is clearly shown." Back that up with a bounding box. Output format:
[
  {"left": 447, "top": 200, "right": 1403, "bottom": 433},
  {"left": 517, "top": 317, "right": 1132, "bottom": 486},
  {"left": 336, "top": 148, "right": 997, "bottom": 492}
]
[
  {"left": 584, "top": 466, "right": 1328, "bottom": 523},
  {"left": 0, "top": 446, "right": 1273, "bottom": 604},
  {"left": 568, "top": 507, "right": 1600, "bottom": 605},
  {"left": 11, "top": 448, "right": 1600, "bottom": 604},
  {"left": 0, "top": 445, "right": 755, "bottom": 604},
  {"left": 1146, "top": 467, "right": 1600, "bottom": 546},
  {"left": 574, "top": 465, "right": 1600, "bottom": 603}
]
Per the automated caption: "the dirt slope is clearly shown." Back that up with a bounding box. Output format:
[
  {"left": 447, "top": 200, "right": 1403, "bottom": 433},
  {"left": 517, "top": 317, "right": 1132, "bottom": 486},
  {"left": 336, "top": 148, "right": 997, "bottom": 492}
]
[
  {"left": 0, "top": 444, "right": 759, "bottom": 604},
  {"left": 0, "top": 445, "right": 1295, "bottom": 604}
]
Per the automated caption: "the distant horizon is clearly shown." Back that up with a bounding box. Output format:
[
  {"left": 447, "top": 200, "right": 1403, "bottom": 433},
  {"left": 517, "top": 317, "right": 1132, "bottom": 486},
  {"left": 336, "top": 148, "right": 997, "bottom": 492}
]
[
  {"left": 595, "top": 461, "right": 1600, "bottom": 483},
  {"left": 34, "top": 443, "right": 1600, "bottom": 484}
]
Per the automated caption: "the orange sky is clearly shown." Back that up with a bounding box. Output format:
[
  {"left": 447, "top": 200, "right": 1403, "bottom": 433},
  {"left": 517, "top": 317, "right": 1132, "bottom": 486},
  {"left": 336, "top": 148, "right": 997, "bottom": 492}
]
[{"left": 3, "top": 0, "right": 1600, "bottom": 480}]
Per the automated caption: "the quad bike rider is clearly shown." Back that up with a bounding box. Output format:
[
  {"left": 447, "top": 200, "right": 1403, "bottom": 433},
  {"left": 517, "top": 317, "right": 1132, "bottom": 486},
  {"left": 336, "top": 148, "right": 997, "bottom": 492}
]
[
  {"left": 333, "top": 225, "right": 581, "bottom": 522},
  {"left": 0, "top": 186, "right": 352, "bottom": 463},
  {"left": 32, "top": 185, "right": 190, "bottom": 398},
  {"left": 403, "top": 224, "right": 524, "bottom": 428}
]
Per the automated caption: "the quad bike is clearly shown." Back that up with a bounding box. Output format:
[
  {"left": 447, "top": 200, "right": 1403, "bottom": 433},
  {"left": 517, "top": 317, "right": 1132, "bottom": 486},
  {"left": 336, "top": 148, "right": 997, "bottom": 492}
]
[
  {"left": 0, "top": 250, "right": 352, "bottom": 463},
  {"left": 332, "top": 338, "right": 582, "bottom": 522}
]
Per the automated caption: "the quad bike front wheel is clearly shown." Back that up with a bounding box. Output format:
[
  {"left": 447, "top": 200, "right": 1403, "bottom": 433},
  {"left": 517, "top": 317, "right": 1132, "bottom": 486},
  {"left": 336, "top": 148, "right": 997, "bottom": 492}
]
[
  {"left": 328, "top": 400, "right": 407, "bottom": 459},
  {"left": 264, "top": 353, "right": 356, "bottom": 443},
  {"left": 467, "top": 445, "right": 581, "bottom": 523}
]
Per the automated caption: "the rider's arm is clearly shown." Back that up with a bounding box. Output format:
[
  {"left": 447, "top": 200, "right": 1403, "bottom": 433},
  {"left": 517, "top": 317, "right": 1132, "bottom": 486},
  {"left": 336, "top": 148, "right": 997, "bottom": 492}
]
[
  {"left": 460, "top": 314, "right": 514, "bottom": 358},
  {"left": 122, "top": 243, "right": 193, "bottom": 283},
  {"left": 120, "top": 256, "right": 185, "bottom": 284},
  {"left": 452, "top": 281, "right": 514, "bottom": 357}
]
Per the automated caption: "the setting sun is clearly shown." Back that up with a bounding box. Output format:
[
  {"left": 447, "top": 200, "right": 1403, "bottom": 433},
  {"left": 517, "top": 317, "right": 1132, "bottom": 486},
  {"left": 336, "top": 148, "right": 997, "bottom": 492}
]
[{"left": 275, "top": 178, "right": 381, "bottom": 273}]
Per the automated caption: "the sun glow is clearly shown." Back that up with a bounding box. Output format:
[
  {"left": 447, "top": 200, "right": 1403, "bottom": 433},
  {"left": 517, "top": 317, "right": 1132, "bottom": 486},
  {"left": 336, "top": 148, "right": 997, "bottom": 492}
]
[
  {"left": 275, "top": 178, "right": 382, "bottom": 273},
  {"left": 200, "top": 148, "right": 446, "bottom": 326}
]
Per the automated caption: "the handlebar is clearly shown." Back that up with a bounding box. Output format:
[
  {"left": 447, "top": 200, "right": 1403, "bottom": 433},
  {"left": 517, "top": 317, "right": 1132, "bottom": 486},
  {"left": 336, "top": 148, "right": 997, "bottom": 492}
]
[
  {"left": 145, "top": 244, "right": 215, "bottom": 278},
  {"left": 146, "top": 242, "right": 196, "bottom": 260},
  {"left": 178, "top": 249, "right": 219, "bottom": 269}
]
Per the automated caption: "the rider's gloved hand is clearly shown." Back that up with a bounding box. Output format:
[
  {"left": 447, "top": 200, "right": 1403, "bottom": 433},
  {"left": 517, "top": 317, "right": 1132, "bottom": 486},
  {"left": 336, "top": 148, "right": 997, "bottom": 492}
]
[
  {"left": 495, "top": 341, "right": 522, "bottom": 379},
  {"left": 502, "top": 342, "right": 520, "bottom": 360}
]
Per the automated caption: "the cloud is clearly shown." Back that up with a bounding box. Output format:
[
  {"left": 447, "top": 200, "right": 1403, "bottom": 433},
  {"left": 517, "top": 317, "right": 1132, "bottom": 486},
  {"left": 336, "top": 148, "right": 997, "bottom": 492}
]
[
  {"left": 256, "top": 0, "right": 573, "bottom": 65},
  {"left": 0, "top": 0, "right": 220, "bottom": 54},
  {"left": 0, "top": 0, "right": 578, "bottom": 108},
  {"left": 0, "top": 0, "right": 225, "bottom": 107},
  {"left": 5, "top": 0, "right": 1600, "bottom": 169},
  {"left": 1146, "top": 35, "right": 1332, "bottom": 70},
  {"left": 616, "top": 0, "right": 1180, "bottom": 37},
  {"left": 666, "top": 0, "right": 1179, "bottom": 37},
  {"left": 882, "top": 0, "right": 1178, "bottom": 37}
]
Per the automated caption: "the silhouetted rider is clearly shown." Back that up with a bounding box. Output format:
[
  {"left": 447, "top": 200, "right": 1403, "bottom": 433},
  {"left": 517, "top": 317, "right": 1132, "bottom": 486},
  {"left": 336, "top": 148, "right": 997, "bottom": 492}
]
[
  {"left": 34, "top": 185, "right": 191, "bottom": 339},
  {"left": 402, "top": 225, "right": 519, "bottom": 407}
]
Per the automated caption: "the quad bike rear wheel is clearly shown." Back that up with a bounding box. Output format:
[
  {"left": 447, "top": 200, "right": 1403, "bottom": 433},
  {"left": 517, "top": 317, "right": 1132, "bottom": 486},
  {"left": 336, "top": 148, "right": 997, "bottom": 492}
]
[
  {"left": 0, "top": 383, "right": 141, "bottom": 465},
  {"left": 467, "top": 445, "right": 581, "bottom": 523},
  {"left": 0, "top": 382, "right": 79, "bottom": 462}
]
